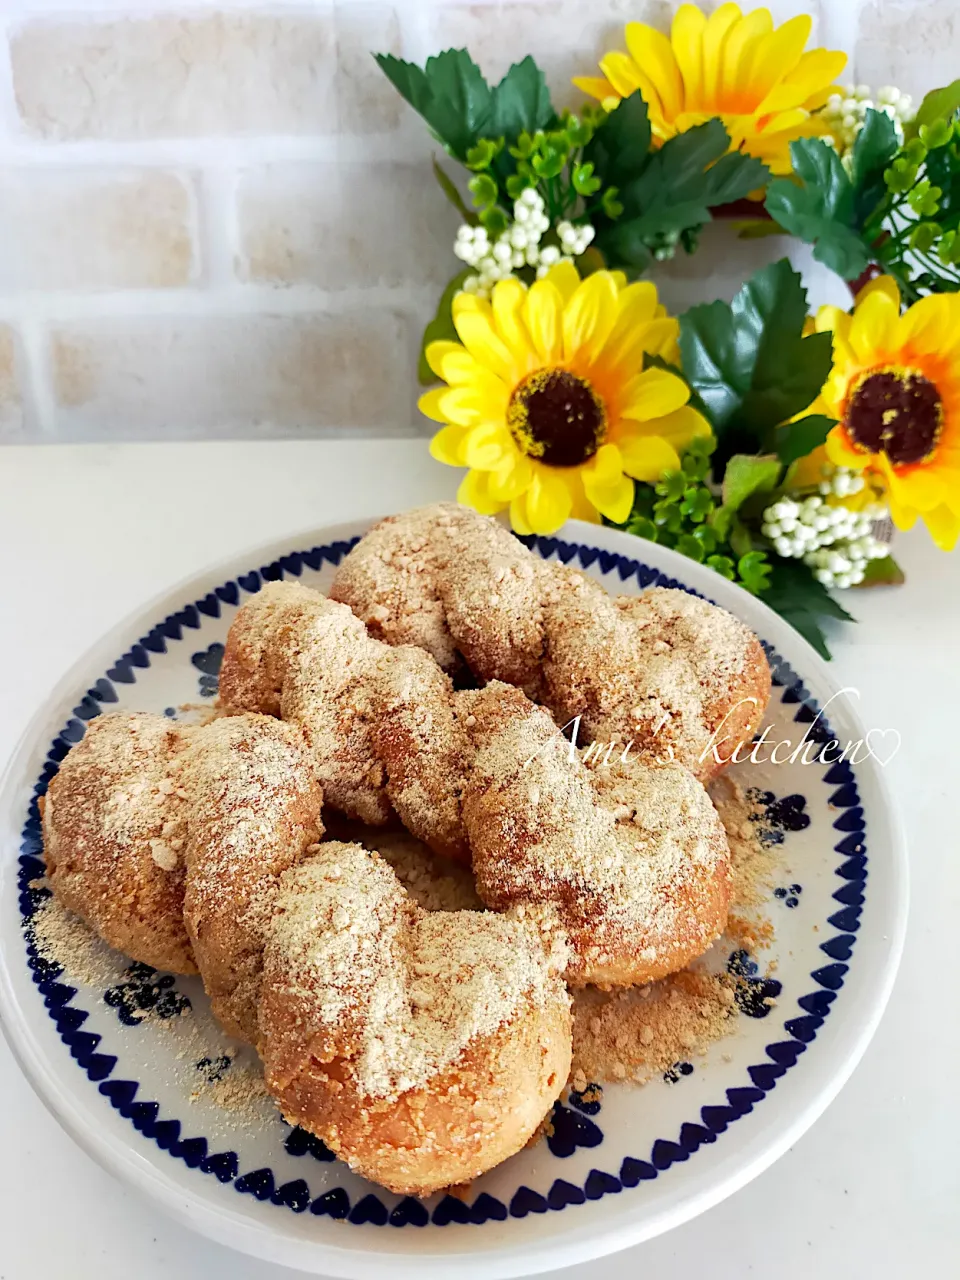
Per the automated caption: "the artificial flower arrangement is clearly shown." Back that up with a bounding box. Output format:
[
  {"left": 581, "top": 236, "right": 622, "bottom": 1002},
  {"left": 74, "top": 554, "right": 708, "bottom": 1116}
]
[{"left": 374, "top": 3, "right": 960, "bottom": 658}]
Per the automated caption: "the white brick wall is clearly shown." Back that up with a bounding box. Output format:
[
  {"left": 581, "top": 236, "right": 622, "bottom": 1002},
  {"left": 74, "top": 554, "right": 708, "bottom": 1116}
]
[{"left": 0, "top": 0, "right": 934, "bottom": 442}]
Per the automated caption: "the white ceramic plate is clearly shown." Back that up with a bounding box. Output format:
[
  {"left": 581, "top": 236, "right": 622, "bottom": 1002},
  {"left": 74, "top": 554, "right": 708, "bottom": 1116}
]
[{"left": 0, "top": 518, "right": 908, "bottom": 1279}]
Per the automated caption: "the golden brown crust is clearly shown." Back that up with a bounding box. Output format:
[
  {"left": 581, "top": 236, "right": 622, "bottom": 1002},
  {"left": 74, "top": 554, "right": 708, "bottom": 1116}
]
[
  {"left": 179, "top": 716, "right": 323, "bottom": 1043},
  {"left": 220, "top": 583, "right": 471, "bottom": 861},
  {"left": 43, "top": 711, "right": 324, "bottom": 1043},
  {"left": 221, "top": 583, "right": 732, "bottom": 986},
  {"left": 43, "top": 714, "right": 197, "bottom": 974},
  {"left": 264, "top": 999, "right": 571, "bottom": 1197},
  {"left": 259, "top": 844, "right": 571, "bottom": 1196},
  {"left": 460, "top": 683, "right": 730, "bottom": 986},
  {"left": 43, "top": 722, "right": 572, "bottom": 1199},
  {"left": 330, "top": 503, "right": 771, "bottom": 781}
]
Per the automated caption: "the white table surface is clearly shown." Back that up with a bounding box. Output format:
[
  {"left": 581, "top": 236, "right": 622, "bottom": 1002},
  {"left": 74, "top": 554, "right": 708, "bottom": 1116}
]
[{"left": 1, "top": 440, "right": 956, "bottom": 1279}]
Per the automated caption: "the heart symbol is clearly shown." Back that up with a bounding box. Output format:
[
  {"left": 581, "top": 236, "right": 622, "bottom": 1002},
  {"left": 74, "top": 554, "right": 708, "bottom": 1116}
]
[{"left": 865, "top": 727, "right": 901, "bottom": 767}]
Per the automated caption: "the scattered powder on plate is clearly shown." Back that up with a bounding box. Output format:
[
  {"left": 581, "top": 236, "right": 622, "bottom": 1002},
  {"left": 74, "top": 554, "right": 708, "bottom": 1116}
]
[
  {"left": 570, "top": 968, "right": 739, "bottom": 1086},
  {"left": 25, "top": 887, "right": 274, "bottom": 1132},
  {"left": 27, "top": 891, "right": 127, "bottom": 987},
  {"left": 710, "top": 772, "right": 787, "bottom": 908},
  {"left": 566, "top": 766, "right": 790, "bottom": 1089}
]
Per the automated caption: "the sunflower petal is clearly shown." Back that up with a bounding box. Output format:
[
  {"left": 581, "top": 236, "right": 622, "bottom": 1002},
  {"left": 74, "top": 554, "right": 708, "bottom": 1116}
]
[
  {"left": 855, "top": 274, "right": 900, "bottom": 309},
  {"left": 524, "top": 468, "right": 573, "bottom": 534},
  {"left": 584, "top": 441, "right": 624, "bottom": 486},
  {"left": 572, "top": 75, "right": 616, "bottom": 103},
  {"left": 545, "top": 260, "right": 581, "bottom": 306},
  {"left": 488, "top": 452, "right": 534, "bottom": 502},
  {"left": 922, "top": 502, "right": 960, "bottom": 550},
  {"left": 523, "top": 279, "right": 564, "bottom": 364},
  {"left": 618, "top": 434, "right": 681, "bottom": 482},
  {"left": 582, "top": 470, "right": 635, "bottom": 523},
  {"left": 755, "top": 48, "right": 847, "bottom": 116},
  {"left": 419, "top": 387, "right": 450, "bottom": 424},
  {"left": 634, "top": 404, "right": 712, "bottom": 446},
  {"left": 508, "top": 494, "right": 533, "bottom": 536},
  {"left": 429, "top": 424, "right": 469, "bottom": 465},
  {"left": 592, "top": 281, "right": 660, "bottom": 380},
  {"left": 620, "top": 366, "right": 690, "bottom": 421},
  {"left": 454, "top": 309, "right": 518, "bottom": 384},
  {"left": 825, "top": 425, "right": 869, "bottom": 469},
  {"left": 642, "top": 317, "right": 682, "bottom": 362},
  {"left": 491, "top": 277, "right": 534, "bottom": 373},
  {"left": 457, "top": 468, "right": 506, "bottom": 517},
  {"left": 701, "top": 3, "right": 741, "bottom": 109},
  {"left": 847, "top": 289, "right": 899, "bottom": 363},
  {"left": 436, "top": 385, "right": 488, "bottom": 427},
  {"left": 461, "top": 423, "right": 512, "bottom": 470},
  {"left": 885, "top": 459, "right": 946, "bottom": 512},
  {"left": 452, "top": 291, "right": 489, "bottom": 322},
  {"left": 744, "top": 14, "right": 811, "bottom": 102},
  {"left": 671, "top": 5, "right": 707, "bottom": 111},
  {"left": 425, "top": 340, "right": 463, "bottom": 381},
  {"left": 624, "top": 22, "right": 683, "bottom": 118},
  {"left": 599, "top": 50, "right": 645, "bottom": 100},
  {"left": 568, "top": 475, "right": 603, "bottom": 524},
  {"left": 719, "top": 7, "right": 772, "bottom": 103},
  {"left": 563, "top": 271, "right": 619, "bottom": 366},
  {"left": 896, "top": 293, "right": 960, "bottom": 360}
]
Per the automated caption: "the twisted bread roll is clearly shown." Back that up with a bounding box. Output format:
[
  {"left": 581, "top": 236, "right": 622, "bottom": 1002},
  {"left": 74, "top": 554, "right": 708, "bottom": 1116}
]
[
  {"left": 42, "top": 712, "right": 571, "bottom": 1196},
  {"left": 330, "top": 503, "right": 771, "bottom": 781},
  {"left": 460, "top": 684, "right": 729, "bottom": 987},
  {"left": 220, "top": 582, "right": 730, "bottom": 986},
  {"left": 43, "top": 711, "right": 322, "bottom": 1041}
]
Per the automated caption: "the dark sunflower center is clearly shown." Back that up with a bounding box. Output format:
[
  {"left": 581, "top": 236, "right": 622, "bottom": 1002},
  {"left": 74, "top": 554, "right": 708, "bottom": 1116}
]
[
  {"left": 507, "top": 369, "right": 607, "bottom": 467},
  {"left": 846, "top": 367, "right": 943, "bottom": 466}
]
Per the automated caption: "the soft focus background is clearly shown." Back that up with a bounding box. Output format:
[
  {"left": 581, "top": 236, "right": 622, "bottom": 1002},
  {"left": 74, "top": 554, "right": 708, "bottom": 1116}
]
[{"left": 0, "top": 0, "right": 949, "bottom": 443}]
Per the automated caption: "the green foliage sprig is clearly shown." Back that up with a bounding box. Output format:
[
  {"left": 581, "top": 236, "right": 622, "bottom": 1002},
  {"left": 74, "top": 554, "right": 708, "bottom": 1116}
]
[
  {"left": 375, "top": 54, "right": 767, "bottom": 275},
  {"left": 766, "top": 82, "right": 960, "bottom": 301},
  {"left": 614, "top": 436, "right": 774, "bottom": 594},
  {"left": 610, "top": 258, "right": 874, "bottom": 657},
  {"left": 674, "top": 259, "right": 837, "bottom": 469},
  {"left": 586, "top": 92, "right": 769, "bottom": 271}
]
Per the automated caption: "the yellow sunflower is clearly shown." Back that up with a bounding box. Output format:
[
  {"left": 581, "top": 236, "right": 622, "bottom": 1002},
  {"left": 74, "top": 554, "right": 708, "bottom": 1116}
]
[
  {"left": 420, "top": 263, "right": 710, "bottom": 535},
  {"left": 807, "top": 275, "right": 960, "bottom": 551},
  {"left": 574, "top": 3, "right": 847, "bottom": 176}
]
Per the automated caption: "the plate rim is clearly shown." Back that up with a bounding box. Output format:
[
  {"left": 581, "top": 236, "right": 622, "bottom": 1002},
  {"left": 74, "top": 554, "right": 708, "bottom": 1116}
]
[{"left": 0, "top": 515, "right": 909, "bottom": 1279}]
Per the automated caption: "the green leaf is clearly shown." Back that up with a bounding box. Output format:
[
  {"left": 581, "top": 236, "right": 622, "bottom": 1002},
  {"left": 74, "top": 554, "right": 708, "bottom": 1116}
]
[
  {"left": 374, "top": 50, "right": 492, "bottom": 161},
  {"left": 856, "top": 553, "right": 905, "bottom": 587},
  {"left": 721, "top": 454, "right": 782, "bottom": 512},
  {"left": 585, "top": 91, "right": 652, "bottom": 187},
  {"left": 850, "top": 108, "right": 899, "bottom": 220},
  {"left": 432, "top": 159, "right": 476, "bottom": 223},
  {"left": 737, "top": 550, "right": 772, "bottom": 594},
  {"left": 675, "top": 533, "right": 706, "bottom": 563},
  {"left": 677, "top": 258, "right": 836, "bottom": 459},
  {"left": 728, "top": 520, "right": 754, "bottom": 559},
  {"left": 468, "top": 172, "right": 498, "bottom": 206},
  {"left": 596, "top": 118, "right": 767, "bottom": 269},
  {"left": 488, "top": 57, "right": 556, "bottom": 142},
  {"left": 465, "top": 137, "right": 503, "bottom": 171},
  {"left": 706, "top": 554, "right": 736, "bottom": 580},
  {"left": 773, "top": 413, "right": 836, "bottom": 466},
  {"left": 626, "top": 515, "right": 658, "bottom": 541},
  {"left": 765, "top": 138, "right": 871, "bottom": 279},
  {"left": 418, "top": 270, "right": 469, "bottom": 384},
  {"left": 762, "top": 560, "right": 856, "bottom": 660},
  {"left": 572, "top": 161, "right": 601, "bottom": 196},
  {"left": 914, "top": 79, "right": 960, "bottom": 132}
]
